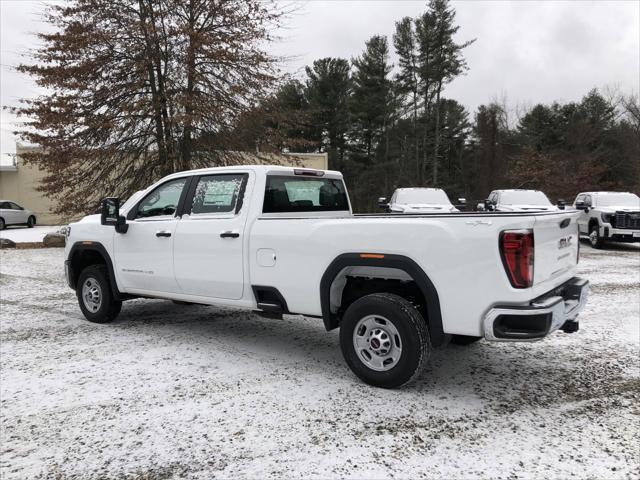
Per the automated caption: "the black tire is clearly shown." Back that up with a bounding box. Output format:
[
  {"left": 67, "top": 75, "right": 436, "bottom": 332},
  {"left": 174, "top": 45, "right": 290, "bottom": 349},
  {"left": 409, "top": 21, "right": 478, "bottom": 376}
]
[
  {"left": 339, "top": 293, "right": 430, "bottom": 389},
  {"left": 27, "top": 216, "right": 36, "bottom": 228},
  {"left": 76, "top": 265, "right": 122, "bottom": 323},
  {"left": 450, "top": 335, "right": 482, "bottom": 345},
  {"left": 589, "top": 223, "right": 604, "bottom": 249},
  {"left": 0, "top": 218, "right": 4, "bottom": 230}
]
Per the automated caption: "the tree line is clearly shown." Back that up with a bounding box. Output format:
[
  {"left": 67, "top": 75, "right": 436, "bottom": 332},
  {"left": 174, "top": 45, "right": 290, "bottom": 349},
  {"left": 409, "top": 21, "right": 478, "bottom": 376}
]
[
  {"left": 229, "top": 1, "right": 639, "bottom": 211},
  {"left": 12, "top": 0, "right": 640, "bottom": 215}
]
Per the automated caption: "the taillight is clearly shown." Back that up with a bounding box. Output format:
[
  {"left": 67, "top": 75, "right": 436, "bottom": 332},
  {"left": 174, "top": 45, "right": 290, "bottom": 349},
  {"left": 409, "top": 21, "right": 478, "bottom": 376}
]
[{"left": 500, "top": 229, "right": 534, "bottom": 288}]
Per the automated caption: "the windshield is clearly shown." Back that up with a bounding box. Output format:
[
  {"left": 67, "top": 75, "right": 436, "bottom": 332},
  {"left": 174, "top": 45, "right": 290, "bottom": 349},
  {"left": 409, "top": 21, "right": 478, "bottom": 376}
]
[
  {"left": 597, "top": 193, "right": 640, "bottom": 208},
  {"left": 120, "top": 191, "right": 144, "bottom": 212},
  {"left": 500, "top": 191, "right": 552, "bottom": 206},
  {"left": 395, "top": 189, "right": 451, "bottom": 205}
]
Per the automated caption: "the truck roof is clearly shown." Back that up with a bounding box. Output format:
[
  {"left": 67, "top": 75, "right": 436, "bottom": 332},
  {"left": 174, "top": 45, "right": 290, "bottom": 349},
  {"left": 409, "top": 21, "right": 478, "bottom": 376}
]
[
  {"left": 576, "top": 191, "right": 635, "bottom": 196},
  {"left": 492, "top": 189, "right": 544, "bottom": 193},
  {"left": 162, "top": 164, "right": 343, "bottom": 181},
  {"left": 394, "top": 187, "right": 445, "bottom": 192}
]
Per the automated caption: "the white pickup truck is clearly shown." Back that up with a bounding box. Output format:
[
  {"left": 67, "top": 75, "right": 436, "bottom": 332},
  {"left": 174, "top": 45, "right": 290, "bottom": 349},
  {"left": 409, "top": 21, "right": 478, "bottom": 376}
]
[
  {"left": 64, "top": 166, "right": 588, "bottom": 388},
  {"left": 378, "top": 188, "right": 461, "bottom": 213},
  {"left": 574, "top": 191, "right": 640, "bottom": 248},
  {"left": 481, "top": 189, "right": 560, "bottom": 212}
]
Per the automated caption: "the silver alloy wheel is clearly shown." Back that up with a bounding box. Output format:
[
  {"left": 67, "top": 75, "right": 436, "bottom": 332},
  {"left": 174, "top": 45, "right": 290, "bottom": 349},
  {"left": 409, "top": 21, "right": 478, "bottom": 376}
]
[
  {"left": 82, "top": 277, "right": 102, "bottom": 313},
  {"left": 589, "top": 229, "right": 599, "bottom": 247},
  {"left": 352, "top": 315, "right": 403, "bottom": 372}
]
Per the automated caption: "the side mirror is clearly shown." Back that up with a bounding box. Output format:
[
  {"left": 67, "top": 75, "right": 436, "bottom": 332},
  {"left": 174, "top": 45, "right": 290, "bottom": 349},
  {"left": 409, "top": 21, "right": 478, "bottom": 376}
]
[
  {"left": 101, "top": 197, "right": 128, "bottom": 233},
  {"left": 575, "top": 201, "right": 587, "bottom": 211},
  {"left": 377, "top": 197, "right": 388, "bottom": 209},
  {"left": 557, "top": 199, "right": 566, "bottom": 210},
  {"left": 483, "top": 199, "right": 494, "bottom": 211}
]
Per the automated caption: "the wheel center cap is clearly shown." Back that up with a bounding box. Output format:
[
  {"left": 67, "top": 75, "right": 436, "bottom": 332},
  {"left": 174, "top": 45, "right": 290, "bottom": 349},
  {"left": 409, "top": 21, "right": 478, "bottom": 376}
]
[{"left": 370, "top": 338, "right": 380, "bottom": 349}]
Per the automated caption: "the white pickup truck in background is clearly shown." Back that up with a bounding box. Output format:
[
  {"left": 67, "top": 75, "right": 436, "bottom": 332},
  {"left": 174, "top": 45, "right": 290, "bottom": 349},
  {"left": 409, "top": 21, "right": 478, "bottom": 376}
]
[
  {"left": 481, "top": 189, "right": 560, "bottom": 212},
  {"left": 378, "top": 188, "right": 462, "bottom": 213},
  {"left": 574, "top": 191, "right": 640, "bottom": 248},
  {"left": 64, "top": 166, "right": 588, "bottom": 388}
]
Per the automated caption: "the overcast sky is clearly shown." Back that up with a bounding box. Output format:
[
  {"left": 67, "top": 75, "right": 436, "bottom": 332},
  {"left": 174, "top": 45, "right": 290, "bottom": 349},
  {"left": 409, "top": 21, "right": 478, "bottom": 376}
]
[{"left": 1, "top": 0, "right": 639, "bottom": 156}]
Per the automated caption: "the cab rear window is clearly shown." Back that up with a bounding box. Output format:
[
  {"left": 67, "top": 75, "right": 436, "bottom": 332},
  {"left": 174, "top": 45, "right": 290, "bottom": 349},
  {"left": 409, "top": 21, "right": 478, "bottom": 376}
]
[{"left": 263, "top": 176, "right": 349, "bottom": 213}]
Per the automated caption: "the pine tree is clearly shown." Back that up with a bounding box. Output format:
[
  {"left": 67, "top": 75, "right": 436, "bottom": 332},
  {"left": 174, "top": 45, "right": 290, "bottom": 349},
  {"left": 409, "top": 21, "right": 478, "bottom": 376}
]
[
  {"left": 304, "top": 58, "right": 351, "bottom": 171},
  {"left": 349, "top": 35, "right": 393, "bottom": 165},
  {"left": 393, "top": 17, "right": 421, "bottom": 179},
  {"left": 420, "top": 0, "right": 475, "bottom": 185}
]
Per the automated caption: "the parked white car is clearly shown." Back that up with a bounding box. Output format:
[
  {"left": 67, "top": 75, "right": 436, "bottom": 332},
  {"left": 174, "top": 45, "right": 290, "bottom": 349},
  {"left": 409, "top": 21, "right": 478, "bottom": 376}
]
[
  {"left": 0, "top": 200, "right": 36, "bottom": 230},
  {"left": 574, "top": 191, "right": 640, "bottom": 248},
  {"left": 378, "top": 188, "right": 461, "bottom": 213},
  {"left": 481, "top": 189, "right": 559, "bottom": 212},
  {"left": 64, "top": 165, "right": 588, "bottom": 388}
]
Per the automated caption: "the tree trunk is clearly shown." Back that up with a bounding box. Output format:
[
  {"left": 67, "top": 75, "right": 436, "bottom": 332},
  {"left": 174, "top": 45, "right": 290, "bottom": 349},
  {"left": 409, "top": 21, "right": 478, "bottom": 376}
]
[
  {"left": 138, "top": 0, "right": 168, "bottom": 174},
  {"left": 182, "top": 0, "right": 196, "bottom": 171},
  {"left": 432, "top": 83, "right": 442, "bottom": 185}
]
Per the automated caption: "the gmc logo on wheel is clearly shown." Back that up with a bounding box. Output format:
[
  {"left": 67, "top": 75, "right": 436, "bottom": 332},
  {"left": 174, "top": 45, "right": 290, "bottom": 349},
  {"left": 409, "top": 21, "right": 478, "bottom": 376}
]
[{"left": 558, "top": 236, "right": 573, "bottom": 249}]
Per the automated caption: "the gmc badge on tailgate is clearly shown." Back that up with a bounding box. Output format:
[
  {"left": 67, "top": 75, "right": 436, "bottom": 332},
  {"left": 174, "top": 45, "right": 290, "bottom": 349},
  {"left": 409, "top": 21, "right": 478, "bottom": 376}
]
[{"left": 558, "top": 236, "right": 573, "bottom": 249}]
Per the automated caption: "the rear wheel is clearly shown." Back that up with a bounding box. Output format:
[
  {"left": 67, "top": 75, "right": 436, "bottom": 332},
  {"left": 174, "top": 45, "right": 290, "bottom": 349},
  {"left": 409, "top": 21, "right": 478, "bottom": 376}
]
[
  {"left": 76, "top": 265, "right": 122, "bottom": 323},
  {"left": 340, "top": 293, "right": 430, "bottom": 388},
  {"left": 27, "top": 216, "right": 36, "bottom": 228},
  {"left": 450, "top": 335, "right": 482, "bottom": 345},
  {"left": 0, "top": 218, "right": 4, "bottom": 230},
  {"left": 589, "top": 223, "right": 604, "bottom": 249}
]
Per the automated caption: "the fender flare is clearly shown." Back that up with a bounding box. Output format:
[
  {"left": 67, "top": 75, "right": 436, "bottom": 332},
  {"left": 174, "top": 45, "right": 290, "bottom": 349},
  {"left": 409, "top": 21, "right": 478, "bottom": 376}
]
[
  {"left": 319, "top": 253, "right": 444, "bottom": 345},
  {"left": 67, "top": 241, "right": 124, "bottom": 300}
]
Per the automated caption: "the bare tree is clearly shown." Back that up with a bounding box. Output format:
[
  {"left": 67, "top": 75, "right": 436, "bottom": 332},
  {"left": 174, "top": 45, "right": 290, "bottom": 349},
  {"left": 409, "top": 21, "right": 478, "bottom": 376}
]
[{"left": 11, "top": 0, "right": 285, "bottom": 216}]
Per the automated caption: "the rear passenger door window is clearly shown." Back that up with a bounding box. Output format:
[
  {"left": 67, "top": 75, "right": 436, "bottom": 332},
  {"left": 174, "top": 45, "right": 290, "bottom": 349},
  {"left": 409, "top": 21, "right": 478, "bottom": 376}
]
[{"left": 189, "top": 174, "right": 247, "bottom": 216}]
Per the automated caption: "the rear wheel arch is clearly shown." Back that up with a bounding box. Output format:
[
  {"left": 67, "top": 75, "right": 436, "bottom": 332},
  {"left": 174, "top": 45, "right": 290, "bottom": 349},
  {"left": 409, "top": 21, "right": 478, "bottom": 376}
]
[{"left": 320, "top": 253, "right": 445, "bottom": 346}]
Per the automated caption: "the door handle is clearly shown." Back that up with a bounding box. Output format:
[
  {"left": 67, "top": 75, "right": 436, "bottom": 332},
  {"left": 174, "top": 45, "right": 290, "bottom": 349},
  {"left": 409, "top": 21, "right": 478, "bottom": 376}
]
[
  {"left": 220, "top": 231, "right": 240, "bottom": 238},
  {"left": 155, "top": 230, "right": 172, "bottom": 238}
]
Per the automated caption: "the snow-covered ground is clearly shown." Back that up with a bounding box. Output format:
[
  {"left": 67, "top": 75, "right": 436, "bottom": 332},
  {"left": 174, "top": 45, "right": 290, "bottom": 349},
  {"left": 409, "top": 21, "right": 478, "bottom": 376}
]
[
  {"left": 0, "top": 225, "right": 62, "bottom": 243},
  {"left": 0, "top": 243, "right": 638, "bottom": 479}
]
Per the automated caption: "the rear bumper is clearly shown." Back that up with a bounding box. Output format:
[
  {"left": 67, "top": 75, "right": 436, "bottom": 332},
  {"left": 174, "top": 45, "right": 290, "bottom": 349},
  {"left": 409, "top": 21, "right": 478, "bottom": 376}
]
[{"left": 483, "top": 277, "right": 589, "bottom": 341}]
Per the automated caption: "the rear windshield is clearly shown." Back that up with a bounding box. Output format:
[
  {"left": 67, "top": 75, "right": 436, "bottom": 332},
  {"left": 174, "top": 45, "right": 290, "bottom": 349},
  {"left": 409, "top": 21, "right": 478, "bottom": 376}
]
[
  {"left": 263, "top": 175, "right": 349, "bottom": 213},
  {"left": 500, "top": 191, "right": 552, "bottom": 206}
]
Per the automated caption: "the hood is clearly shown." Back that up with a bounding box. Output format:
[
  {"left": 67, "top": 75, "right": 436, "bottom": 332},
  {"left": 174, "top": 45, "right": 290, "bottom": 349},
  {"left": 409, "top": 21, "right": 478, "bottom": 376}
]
[
  {"left": 498, "top": 204, "right": 558, "bottom": 212},
  {"left": 395, "top": 204, "right": 459, "bottom": 213},
  {"left": 74, "top": 214, "right": 101, "bottom": 225},
  {"left": 597, "top": 206, "right": 640, "bottom": 213}
]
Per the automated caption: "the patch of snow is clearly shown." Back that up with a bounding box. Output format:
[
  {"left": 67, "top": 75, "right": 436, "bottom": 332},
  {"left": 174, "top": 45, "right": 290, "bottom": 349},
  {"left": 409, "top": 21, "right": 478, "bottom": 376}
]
[
  {"left": 0, "top": 225, "right": 62, "bottom": 243},
  {"left": 0, "top": 242, "right": 638, "bottom": 478}
]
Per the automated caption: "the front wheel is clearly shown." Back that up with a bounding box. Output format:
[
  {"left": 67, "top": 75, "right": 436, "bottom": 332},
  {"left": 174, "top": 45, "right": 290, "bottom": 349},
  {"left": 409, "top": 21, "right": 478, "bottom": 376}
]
[
  {"left": 589, "top": 223, "right": 604, "bottom": 249},
  {"left": 340, "top": 293, "right": 430, "bottom": 388},
  {"left": 27, "top": 216, "right": 36, "bottom": 228},
  {"left": 76, "top": 265, "right": 122, "bottom": 323}
]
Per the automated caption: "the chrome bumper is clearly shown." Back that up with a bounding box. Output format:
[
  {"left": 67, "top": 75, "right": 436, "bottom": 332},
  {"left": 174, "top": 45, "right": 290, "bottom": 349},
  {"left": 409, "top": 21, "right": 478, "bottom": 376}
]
[{"left": 483, "top": 277, "right": 589, "bottom": 342}]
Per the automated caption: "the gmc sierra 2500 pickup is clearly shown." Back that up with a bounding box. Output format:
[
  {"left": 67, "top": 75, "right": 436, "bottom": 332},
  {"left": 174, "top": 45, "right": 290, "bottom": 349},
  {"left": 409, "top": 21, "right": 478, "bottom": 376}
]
[{"left": 64, "top": 166, "right": 589, "bottom": 388}]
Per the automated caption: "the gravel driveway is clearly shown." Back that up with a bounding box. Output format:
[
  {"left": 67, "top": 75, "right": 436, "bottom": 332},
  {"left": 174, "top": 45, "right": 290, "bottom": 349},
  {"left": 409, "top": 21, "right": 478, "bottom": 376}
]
[{"left": 1, "top": 244, "right": 639, "bottom": 479}]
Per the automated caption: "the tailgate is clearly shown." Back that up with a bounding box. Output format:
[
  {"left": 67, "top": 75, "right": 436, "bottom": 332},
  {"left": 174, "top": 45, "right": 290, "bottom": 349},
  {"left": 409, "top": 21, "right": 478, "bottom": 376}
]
[{"left": 533, "top": 212, "right": 580, "bottom": 285}]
